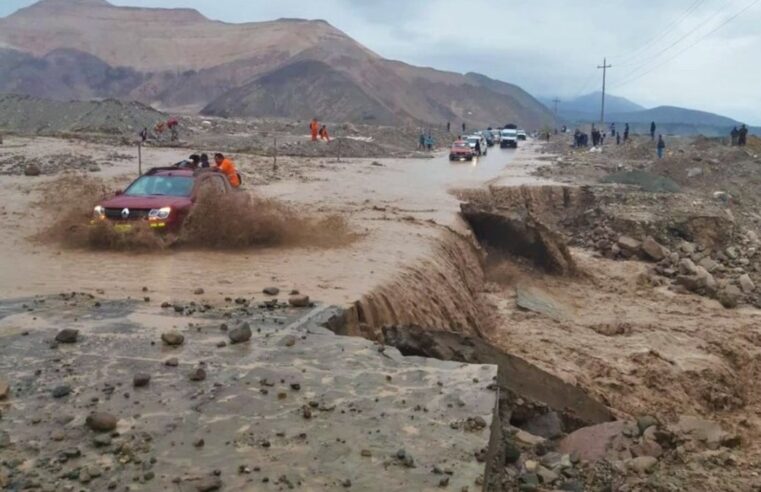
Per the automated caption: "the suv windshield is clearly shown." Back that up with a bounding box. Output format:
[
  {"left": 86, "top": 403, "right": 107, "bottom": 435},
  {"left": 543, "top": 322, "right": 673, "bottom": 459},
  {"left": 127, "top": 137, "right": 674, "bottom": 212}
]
[
  {"left": 124, "top": 175, "right": 195, "bottom": 197},
  {"left": 453, "top": 142, "right": 469, "bottom": 148}
]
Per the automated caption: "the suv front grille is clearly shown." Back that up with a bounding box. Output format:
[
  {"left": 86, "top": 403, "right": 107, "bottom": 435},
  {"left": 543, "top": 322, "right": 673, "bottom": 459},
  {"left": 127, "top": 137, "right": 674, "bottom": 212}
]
[{"left": 104, "top": 208, "right": 150, "bottom": 220}]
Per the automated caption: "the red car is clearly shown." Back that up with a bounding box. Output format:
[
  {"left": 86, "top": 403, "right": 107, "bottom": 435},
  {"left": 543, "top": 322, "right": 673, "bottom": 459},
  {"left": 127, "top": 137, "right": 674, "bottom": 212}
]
[
  {"left": 449, "top": 140, "right": 474, "bottom": 161},
  {"left": 93, "top": 167, "right": 234, "bottom": 232}
]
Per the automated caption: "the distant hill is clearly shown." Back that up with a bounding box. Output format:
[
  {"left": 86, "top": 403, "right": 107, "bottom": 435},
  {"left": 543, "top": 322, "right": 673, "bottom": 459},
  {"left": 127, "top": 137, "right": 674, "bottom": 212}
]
[
  {"left": 0, "top": 0, "right": 553, "bottom": 128},
  {"left": 541, "top": 92, "right": 645, "bottom": 121}
]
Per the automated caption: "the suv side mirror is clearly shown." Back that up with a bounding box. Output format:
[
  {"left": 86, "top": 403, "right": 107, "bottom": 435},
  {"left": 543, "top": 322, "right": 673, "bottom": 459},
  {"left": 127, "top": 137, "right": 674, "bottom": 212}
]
[{"left": 115, "top": 189, "right": 123, "bottom": 196}]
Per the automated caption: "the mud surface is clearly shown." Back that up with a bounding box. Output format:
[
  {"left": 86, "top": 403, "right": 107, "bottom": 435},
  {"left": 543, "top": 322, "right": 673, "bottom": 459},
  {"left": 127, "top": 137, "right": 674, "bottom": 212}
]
[{"left": 0, "top": 295, "right": 497, "bottom": 491}]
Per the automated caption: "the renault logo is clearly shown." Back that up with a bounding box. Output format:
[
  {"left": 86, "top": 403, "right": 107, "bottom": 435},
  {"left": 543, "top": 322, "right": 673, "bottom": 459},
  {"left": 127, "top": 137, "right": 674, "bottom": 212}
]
[{"left": 121, "top": 208, "right": 130, "bottom": 219}]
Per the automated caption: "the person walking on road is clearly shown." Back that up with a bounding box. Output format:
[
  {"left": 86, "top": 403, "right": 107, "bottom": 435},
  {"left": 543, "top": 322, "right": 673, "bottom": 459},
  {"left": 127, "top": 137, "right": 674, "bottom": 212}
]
[
  {"left": 446, "top": 121, "right": 451, "bottom": 133},
  {"left": 738, "top": 124, "right": 749, "bottom": 146},
  {"left": 419, "top": 132, "right": 426, "bottom": 150},
  {"left": 462, "top": 122, "right": 466, "bottom": 133},
  {"left": 656, "top": 134, "right": 666, "bottom": 159},
  {"left": 650, "top": 121, "right": 656, "bottom": 141}
]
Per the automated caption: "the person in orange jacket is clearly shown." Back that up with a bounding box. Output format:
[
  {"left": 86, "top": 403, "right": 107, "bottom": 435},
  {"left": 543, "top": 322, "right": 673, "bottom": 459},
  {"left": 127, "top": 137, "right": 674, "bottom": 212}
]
[
  {"left": 310, "top": 118, "right": 319, "bottom": 142},
  {"left": 319, "top": 125, "right": 330, "bottom": 142},
  {"left": 213, "top": 153, "right": 241, "bottom": 188}
]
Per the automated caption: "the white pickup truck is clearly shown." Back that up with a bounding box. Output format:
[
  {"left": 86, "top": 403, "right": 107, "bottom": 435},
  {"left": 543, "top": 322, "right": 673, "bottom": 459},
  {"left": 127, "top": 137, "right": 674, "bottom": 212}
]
[{"left": 500, "top": 126, "right": 518, "bottom": 149}]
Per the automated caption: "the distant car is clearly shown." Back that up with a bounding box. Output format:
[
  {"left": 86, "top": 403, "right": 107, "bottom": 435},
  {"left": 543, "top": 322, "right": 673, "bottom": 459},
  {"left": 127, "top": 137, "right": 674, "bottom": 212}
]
[
  {"left": 500, "top": 127, "right": 518, "bottom": 148},
  {"left": 479, "top": 131, "right": 495, "bottom": 147},
  {"left": 93, "top": 166, "right": 235, "bottom": 233},
  {"left": 517, "top": 130, "right": 527, "bottom": 141},
  {"left": 491, "top": 129, "right": 502, "bottom": 143},
  {"left": 466, "top": 135, "right": 488, "bottom": 156},
  {"left": 449, "top": 140, "right": 475, "bottom": 161}
]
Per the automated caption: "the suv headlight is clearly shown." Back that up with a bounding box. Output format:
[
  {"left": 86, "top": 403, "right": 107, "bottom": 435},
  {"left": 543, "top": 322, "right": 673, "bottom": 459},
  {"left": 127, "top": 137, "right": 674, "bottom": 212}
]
[
  {"left": 93, "top": 205, "right": 105, "bottom": 219},
  {"left": 149, "top": 207, "right": 172, "bottom": 220}
]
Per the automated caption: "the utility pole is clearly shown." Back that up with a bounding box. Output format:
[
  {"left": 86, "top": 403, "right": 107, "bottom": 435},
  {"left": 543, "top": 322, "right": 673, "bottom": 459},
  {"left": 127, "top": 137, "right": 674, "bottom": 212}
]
[
  {"left": 597, "top": 57, "right": 612, "bottom": 124},
  {"left": 552, "top": 97, "right": 561, "bottom": 119}
]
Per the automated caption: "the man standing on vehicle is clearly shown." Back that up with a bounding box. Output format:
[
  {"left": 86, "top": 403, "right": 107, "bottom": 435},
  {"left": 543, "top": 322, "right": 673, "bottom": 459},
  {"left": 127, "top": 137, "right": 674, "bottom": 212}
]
[{"left": 214, "top": 153, "right": 241, "bottom": 188}]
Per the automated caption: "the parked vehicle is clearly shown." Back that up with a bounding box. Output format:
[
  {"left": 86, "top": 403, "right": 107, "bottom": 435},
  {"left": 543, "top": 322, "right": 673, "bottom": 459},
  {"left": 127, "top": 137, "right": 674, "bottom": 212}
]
[
  {"left": 479, "top": 131, "right": 495, "bottom": 147},
  {"left": 517, "top": 130, "right": 527, "bottom": 141},
  {"left": 465, "top": 135, "right": 488, "bottom": 156},
  {"left": 500, "top": 125, "right": 518, "bottom": 149},
  {"left": 449, "top": 140, "right": 475, "bottom": 161}
]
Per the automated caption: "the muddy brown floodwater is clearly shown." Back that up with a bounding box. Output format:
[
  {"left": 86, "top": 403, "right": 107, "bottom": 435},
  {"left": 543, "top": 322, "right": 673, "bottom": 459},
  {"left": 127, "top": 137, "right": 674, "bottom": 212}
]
[{"left": 0, "top": 136, "right": 547, "bottom": 306}]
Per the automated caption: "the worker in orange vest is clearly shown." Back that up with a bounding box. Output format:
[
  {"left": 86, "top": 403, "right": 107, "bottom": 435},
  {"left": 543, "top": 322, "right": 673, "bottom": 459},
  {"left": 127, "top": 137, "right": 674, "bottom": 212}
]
[
  {"left": 310, "top": 118, "right": 319, "bottom": 142},
  {"left": 213, "top": 153, "right": 241, "bottom": 188}
]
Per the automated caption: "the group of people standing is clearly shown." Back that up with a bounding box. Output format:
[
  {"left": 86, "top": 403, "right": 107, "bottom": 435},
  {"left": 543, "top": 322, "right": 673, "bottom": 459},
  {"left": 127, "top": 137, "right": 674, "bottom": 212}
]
[
  {"left": 309, "top": 118, "right": 330, "bottom": 142},
  {"left": 418, "top": 131, "right": 436, "bottom": 151},
  {"left": 730, "top": 125, "right": 749, "bottom": 146}
]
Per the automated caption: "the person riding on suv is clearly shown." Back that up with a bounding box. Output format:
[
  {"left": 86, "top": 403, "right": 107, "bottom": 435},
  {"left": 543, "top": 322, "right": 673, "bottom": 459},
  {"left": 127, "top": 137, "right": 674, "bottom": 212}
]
[{"left": 213, "top": 153, "right": 241, "bottom": 188}]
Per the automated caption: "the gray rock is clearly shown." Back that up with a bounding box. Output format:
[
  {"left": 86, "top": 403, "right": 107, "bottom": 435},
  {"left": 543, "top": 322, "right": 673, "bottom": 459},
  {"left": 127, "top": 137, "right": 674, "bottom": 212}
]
[
  {"left": 617, "top": 236, "right": 641, "bottom": 254},
  {"left": 718, "top": 285, "right": 742, "bottom": 309},
  {"left": 263, "top": 287, "right": 280, "bottom": 296},
  {"left": 24, "top": 163, "right": 41, "bottom": 176},
  {"left": 627, "top": 456, "right": 657, "bottom": 474},
  {"left": 189, "top": 367, "right": 207, "bottom": 382},
  {"left": 739, "top": 274, "right": 756, "bottom": 293},
  {"left": 133, "top": 373, "right": 151, "bottom": 388},
  {"left": 55, "top": 329, "right": 79, "bottom": 344},
  {"left": 636, "top": 416, "right": 658, "bottom": 435},
  {"left": 504, "top": 440, "right": 521, "bottom": 464},
  {"left": 161, "top": 332, "right": 184, "bottom": 346},
  {"left": 679, "top": 258, "right": 698, "bottom": 276},
  {"left": 52, "top": 385, "right": 71, "bottom": 398},
  {"left": 0, "top": 379, "right": 9, "bottom": 400},
  {"left": 195, "top": 477, "right": 222, "bottom": 492},
  {"left": 164, "top": 357, "right": 179, "bottom": 367},
  {"left": 279, "top": 335, "right": 297, "bottom": 347},
  {"left": 0, "top": 431, "right": 10, "bottom": 448},
  {"left": 641, "top": 237, "right": 668, "bottom": 261},
  {"left": 523, "top": 411, "right": 563, "bottom": 440},
  {"left": 698, "top": 257, "right": 720, "bottom": 273},
  {"left": 85, "top": 412, "right": 118, "bottom": 432},
  {"left": 726, "top": 246, "right": 740, "bottom": 260},
  {"left": 288, "top": 294, "right": 311, "bottom": 308},
  {"left": 228, "top": 323, "right": 252, "bottom": 344},
  {"left": 93, "top": 434, "right": 112, "bottom": 447},
  {"left": 194, "top": 288, "right": 205, "bottom": 295},
  {"left": 536, "top": 465, "right": 559, "bottom": 485}
]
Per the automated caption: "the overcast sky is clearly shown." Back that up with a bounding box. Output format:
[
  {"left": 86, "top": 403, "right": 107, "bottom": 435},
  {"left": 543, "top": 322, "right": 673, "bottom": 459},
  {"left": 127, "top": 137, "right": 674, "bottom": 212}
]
[{"left": 3, "top": 0, "right": 760, "bottom": 123}]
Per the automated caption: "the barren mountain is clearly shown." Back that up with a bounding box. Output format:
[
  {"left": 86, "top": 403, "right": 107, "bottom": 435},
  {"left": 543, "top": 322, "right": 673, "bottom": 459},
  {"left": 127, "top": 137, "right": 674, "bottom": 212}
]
[{"left": 0, "top": 0, "right": 554, "bottom": 127}]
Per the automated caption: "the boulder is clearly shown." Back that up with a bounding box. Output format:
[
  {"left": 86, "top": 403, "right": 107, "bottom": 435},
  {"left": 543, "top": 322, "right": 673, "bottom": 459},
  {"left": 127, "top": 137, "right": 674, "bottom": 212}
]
[
  {"left": 522, "top": 411, "right": 563, "bottom": 440},
  {"left": 55, "top": 329, "right": 79, "bottom": 344},
  {"left": 289, "top": 294, "right": 311, "bottom": 307},
  {"left": 86, "top": 412, "right": 118, "bottom": 432},
  {"left": 718, "top": 285, "right": 742, "bottom": 309},
  {"left": 161, "top": 332, "right": 184, "bottom": 346},
  {"left": 617, "top": 236, "right": 641, "bottom": 254},
  {"left": 627, "top": 456, "right": 657, "bottom": 474},
  {"left": 557, "top": 421, "right": 628, "bottom": 462},
  {"left": 670, "top": 416, "right": 739, "bottom": 450},
  {"left": 679, "top": 258, "right": 698, "bottom": 276},
  {"left": 739, "top": 274, "right": 756, "bottom": 294},
  {"left": 641, "top": 237, "right": 668, "bottom": 261},
  {"left": 228, "top": 323, "right": 252, "bottom": 344},
  {"left": 698, "top": 257, "right": 720, "bottom": 273},
  {"left": 24, "top": 163, "right": 41, "bottom": 176}
]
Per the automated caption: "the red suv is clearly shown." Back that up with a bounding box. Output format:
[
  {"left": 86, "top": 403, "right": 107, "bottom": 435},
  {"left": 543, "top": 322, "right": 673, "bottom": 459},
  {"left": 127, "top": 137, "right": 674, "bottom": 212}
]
[
  {"left": 449, "top": 140, "right": 474, "bottom": 162},
  {"left": 93, "top": 167, "right": 234, "bottom": 232}
]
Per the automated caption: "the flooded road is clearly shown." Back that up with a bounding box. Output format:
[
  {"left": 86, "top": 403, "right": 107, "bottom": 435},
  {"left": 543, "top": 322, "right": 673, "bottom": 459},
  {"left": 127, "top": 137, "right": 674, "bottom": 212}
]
[{"left": 0, "top": 137, "right": 546, "bottom": 307}]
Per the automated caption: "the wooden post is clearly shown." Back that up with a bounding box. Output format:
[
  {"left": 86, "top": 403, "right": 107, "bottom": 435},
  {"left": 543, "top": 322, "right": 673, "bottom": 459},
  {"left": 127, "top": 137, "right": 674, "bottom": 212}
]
[
  {"left": 273, "top": 136, "right": 278, "bottom": 171},
  {"left": 138, "top": 142, "right": 142, "bottom": 176}
]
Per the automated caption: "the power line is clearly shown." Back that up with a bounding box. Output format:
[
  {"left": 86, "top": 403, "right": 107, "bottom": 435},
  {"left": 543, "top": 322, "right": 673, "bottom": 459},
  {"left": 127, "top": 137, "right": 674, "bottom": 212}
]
[
  {"left": 611, "top": 0, "right": 761, "bottom": 89},
  {"left": 611, "top": 0, "right": 708, "bottom": 64},
  {"left": 612, "top": 0, "right": 733, "bottom": 80}
]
